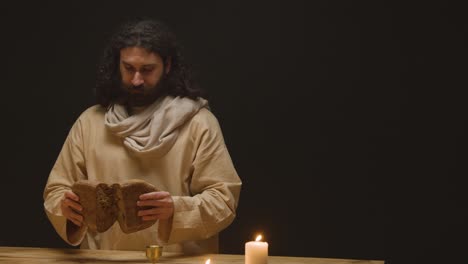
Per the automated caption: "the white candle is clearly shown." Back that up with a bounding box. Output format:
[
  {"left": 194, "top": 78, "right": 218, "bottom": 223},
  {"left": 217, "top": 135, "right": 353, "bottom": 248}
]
[{"left": 245, "top": 235, "right": 268, "bottom": 264}]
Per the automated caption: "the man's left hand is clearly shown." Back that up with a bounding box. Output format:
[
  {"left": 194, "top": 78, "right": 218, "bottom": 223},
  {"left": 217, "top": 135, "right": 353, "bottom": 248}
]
[{"left": 137, "top": 191, "right": 174, "bottom": 221}]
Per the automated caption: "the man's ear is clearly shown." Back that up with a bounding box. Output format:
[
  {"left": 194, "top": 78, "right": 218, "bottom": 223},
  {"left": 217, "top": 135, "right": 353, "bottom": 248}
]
[{"left": 165, "top": 56, "right": 172, "bottom": 74}]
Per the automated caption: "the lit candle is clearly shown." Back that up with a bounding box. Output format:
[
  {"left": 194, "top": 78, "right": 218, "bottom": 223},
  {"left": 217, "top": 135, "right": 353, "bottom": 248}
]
[
  {"left": 245, "top": 234, "right": 268, "bottom": 264},
  {"left": 205, "top": 259, "right": 211, "bottom": 264}
]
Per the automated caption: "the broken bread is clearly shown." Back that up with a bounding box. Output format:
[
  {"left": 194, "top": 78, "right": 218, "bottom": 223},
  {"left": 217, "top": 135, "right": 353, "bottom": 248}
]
[{"left": 72, "top": 179, "right": 158, "bottom": 233}]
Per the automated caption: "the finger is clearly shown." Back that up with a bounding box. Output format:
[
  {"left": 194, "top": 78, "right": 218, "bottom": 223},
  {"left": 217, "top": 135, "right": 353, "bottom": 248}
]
[
  {"left": 65, "top": 191, "right": 80, "bottom": 202},
  {"left": 139, "top": 191, "right": 170, "bottom": 200},
  {"left": 64, "top": 208, "right": 83, "bottom": 226},
  {"left": 69, "top": 218, "right": 82, "bottom": 227},
  {"left": 142, "top": 214, "right": 161, "bottom": 221},
  {"left": 137, "top": 200, "right": 170, "bottom": 207},
  {"left": 138, "top": 207, "right": 173, "bottom": 216},
  {"left": 69, "top": 210, "right": 84, "bottom": 223},
  {"left": 138, "top": 208, "right": 161, "bottom": 216},
  {"left": 69, "top": 215, "right": 83, "bottom": 226},
  {"left": 64, "top": 198, "right": 83, "bottom": 212}
]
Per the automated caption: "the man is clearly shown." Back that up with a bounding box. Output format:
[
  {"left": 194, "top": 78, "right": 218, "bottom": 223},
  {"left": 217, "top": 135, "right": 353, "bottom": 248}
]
[{"left": 43, "top": 18, "right": 242, "bottom": 254}]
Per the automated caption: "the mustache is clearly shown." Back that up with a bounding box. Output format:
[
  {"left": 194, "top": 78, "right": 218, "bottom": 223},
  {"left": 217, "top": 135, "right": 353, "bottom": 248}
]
[{"left": 130, "top": 84, "right": 144, "bottom": 91}]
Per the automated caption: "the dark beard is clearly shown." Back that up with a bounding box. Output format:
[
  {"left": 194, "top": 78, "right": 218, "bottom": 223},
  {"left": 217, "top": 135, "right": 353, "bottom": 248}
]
[{"left": 117, "top": 78, "right": 167, "bottom": 107}]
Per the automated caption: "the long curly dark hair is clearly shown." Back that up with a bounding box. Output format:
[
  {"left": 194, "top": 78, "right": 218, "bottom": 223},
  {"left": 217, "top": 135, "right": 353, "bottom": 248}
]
[{"left": 95, "top": 18, "right": 204, "bottom": 108}]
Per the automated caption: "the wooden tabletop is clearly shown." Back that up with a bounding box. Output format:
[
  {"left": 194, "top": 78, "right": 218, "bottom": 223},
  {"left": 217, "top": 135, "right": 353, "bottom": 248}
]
[{"left": 0, "top": 246, "right": 384, "bottom": 264}]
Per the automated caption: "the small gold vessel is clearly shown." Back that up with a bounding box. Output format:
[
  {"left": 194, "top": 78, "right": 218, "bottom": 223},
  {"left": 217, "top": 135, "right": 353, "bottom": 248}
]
[{"left": 145, "top": 245, "right": 163, "bottom": 263}]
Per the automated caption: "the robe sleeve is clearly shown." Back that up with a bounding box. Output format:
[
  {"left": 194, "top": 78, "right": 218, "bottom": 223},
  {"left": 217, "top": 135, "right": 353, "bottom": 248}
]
[
  {"left": 158, "top": 110, "right": 242, "bottom": 244},
  {"left": 43, "top": 118, "right": 88, "bottom": 245}
]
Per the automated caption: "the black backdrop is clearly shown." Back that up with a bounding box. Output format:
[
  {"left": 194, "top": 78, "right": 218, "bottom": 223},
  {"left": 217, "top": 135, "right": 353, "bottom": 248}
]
[{"left": 1, "top": 1, "right": 467, "bottom": 262}]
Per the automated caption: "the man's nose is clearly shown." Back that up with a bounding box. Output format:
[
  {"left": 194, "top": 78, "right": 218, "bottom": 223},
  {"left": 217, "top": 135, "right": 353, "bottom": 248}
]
[{"left": 131, "top": 72, "right": 144, "bottom": 86}]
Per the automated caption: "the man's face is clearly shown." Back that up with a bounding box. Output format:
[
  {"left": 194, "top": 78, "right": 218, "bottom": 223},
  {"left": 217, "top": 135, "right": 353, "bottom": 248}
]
[{"left": 119, "top": 46, "right": 170, "bottom": 106}]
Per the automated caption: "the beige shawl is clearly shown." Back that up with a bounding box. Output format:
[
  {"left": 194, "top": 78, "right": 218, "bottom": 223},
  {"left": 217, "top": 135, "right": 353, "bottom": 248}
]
[{"left": 105, "top": 96, "right": 208, "bottom": 157}]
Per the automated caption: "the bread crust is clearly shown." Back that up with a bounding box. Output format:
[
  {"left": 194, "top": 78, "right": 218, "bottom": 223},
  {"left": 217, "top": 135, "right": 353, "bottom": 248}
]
[{"left": 72, "top": 180, "right": 98, "bottom": 232}]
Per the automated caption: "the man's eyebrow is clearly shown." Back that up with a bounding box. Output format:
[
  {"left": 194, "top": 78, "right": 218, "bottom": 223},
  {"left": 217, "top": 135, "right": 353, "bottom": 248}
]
[
  {"left": 142, "top": 64, "right": 157, "bottom": 68},
  {"left": 121, "top": 61, "right": 157, "bottom": 67}
]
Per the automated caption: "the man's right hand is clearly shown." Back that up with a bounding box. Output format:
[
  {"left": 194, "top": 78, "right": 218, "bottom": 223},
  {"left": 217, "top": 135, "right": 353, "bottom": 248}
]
[{"left": 60, "top": 190, "right": 83, "bottom": 227}]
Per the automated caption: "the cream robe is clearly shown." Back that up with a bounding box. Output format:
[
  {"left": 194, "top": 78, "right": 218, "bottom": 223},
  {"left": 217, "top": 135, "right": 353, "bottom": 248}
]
[{"left": 43, "top": 104, "right": 241, "bottom": 254}]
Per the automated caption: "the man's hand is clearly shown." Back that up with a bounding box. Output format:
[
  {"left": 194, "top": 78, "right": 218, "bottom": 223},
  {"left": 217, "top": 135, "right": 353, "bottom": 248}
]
[
  {"left": 60, "top": 190, "right": 83, "bottom": 227},
  {"left": 137, "top": 191, "right": 174, "bottom": 221}
]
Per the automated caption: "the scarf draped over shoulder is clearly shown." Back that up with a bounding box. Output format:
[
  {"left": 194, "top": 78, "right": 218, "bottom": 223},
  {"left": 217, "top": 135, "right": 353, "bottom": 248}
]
[{"left": 104, "top": 96, "right": 208, "bottom": 157}]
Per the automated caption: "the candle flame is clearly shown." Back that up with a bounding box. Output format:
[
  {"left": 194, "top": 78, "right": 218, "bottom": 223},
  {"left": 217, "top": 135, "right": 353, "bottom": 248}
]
[
  {"left": 205, "top": 258, "right": 211, "bottom": 264},
  {"left": 255, "top": 235, "right": 262, "bottom": 242}
]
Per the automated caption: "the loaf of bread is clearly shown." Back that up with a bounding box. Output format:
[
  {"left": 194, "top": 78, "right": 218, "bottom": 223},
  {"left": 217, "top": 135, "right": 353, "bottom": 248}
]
[{"left": 72, "top": 179, "right": 158, "bottom": 234}]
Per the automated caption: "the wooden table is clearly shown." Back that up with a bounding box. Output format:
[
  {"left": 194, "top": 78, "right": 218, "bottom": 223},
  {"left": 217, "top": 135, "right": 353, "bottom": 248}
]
[{"left": 0, "top": 246, "right": 384, "bottom": 264}]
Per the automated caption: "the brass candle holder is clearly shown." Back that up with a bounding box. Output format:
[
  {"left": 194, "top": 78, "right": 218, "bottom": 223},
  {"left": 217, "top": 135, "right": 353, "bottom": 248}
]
[{"left": 145, "top": 245, "right": 163, "bottom": 263}]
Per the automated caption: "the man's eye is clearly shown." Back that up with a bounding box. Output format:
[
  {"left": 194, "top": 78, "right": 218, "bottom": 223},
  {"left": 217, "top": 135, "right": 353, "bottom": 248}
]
[
  {"left": 141, "top": 68, "right": 154, "bottom": 73},
  {"left": 125, "top": 67, "right": 136, "bottom": 73}
]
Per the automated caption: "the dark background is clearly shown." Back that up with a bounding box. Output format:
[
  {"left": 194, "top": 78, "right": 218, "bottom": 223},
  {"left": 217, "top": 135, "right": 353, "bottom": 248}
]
[{"left": 1, "top": 1, "right": 467, "bottom": 262}]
